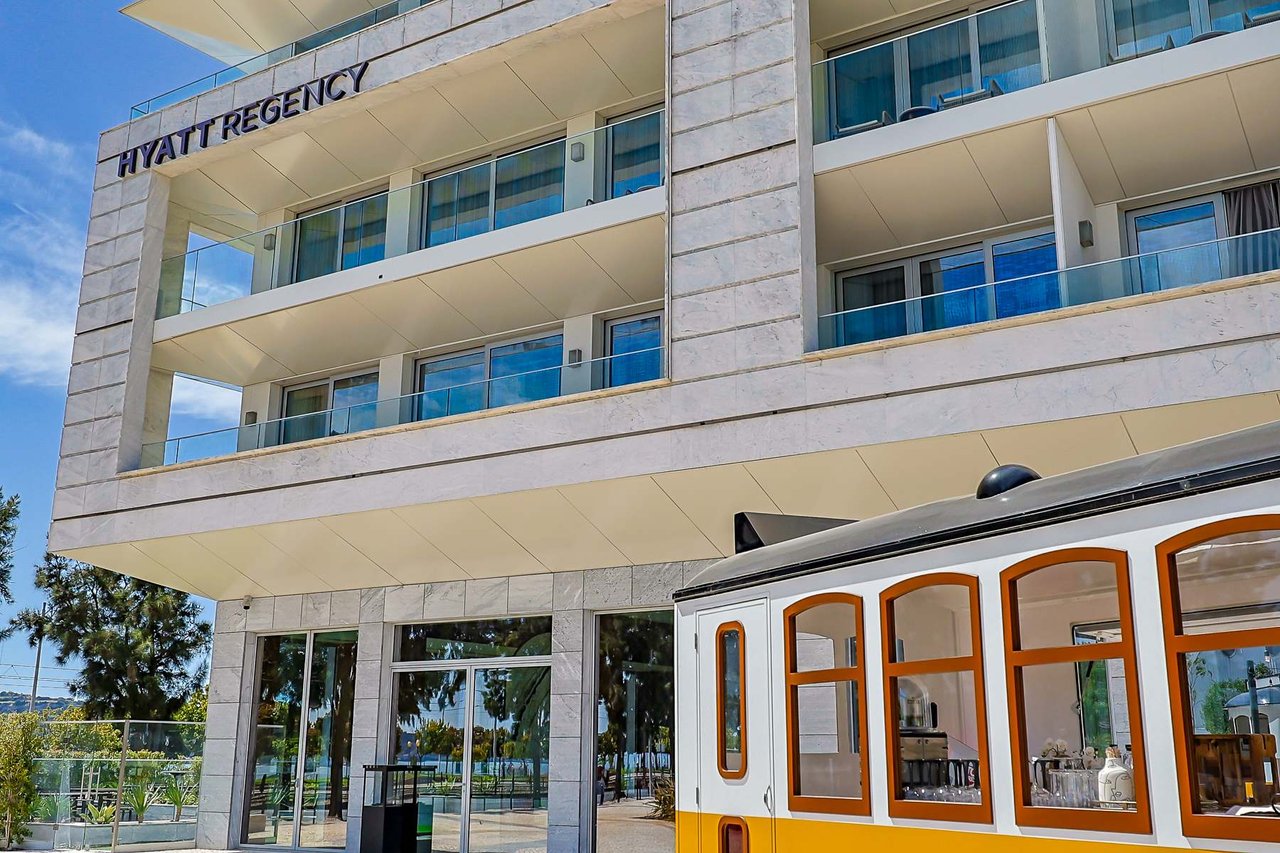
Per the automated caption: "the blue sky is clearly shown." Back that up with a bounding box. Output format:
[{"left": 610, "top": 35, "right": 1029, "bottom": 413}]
[{"left": 0, "top": 2, "right": 242, "bottom": 695}]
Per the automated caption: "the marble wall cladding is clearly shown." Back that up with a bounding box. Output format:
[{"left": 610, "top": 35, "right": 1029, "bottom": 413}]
[
  {"left": 53, "top": 167, "right": 169, "bottom": 523},
  {"left": 667, "top": 0, "right": 809, "bottom": 385},
  {"left": 196, "top": 561, "right": 688, "bottom": 852}
]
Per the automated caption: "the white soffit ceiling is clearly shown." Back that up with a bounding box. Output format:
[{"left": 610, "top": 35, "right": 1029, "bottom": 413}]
[
  {"left": 151, "top": 212, "right": 666, "bottom": 385},
  {"left": 70, "top": 389, "right": 1280, "bottom": 594},
  {"left": 815, "top": 120, "right": 1052, "bottom": 264},
  {"left": 121, "top": 0, "right": 382, "bottom": 63},
  {"left": 166, "top": 6, "right": 666, "bottom": 230},
  {"left": 65, "top": 393, "right": 1280, "bottom": 599},
  {"left": 1057, "top": 63, "right": 1280, "bottom": 203}
]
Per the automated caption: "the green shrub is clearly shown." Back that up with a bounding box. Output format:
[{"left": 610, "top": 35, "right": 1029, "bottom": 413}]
[{"left": 0, "top": 714, "right": 41, "bottom": 849}]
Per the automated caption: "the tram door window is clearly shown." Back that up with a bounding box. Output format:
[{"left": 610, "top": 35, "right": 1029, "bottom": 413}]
[
  {"left": 1158, "top": 519, "right": 1280, "bottom": 844},
  {"left": 1001, "top": 550, "right": 1150, "bottom": 834},
  {"left": 697, "top": 602, "right": 775, "bottom": 853}
]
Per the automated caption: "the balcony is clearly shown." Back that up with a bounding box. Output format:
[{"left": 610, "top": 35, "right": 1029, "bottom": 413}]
[
  {"left": 141, "top": 346, "right": 664, "bottom": 467},
  {"left": 129, "top": 0, "right": 439, "bottom": 118},
  {"left": 818, "top": 226, "right": 1280, "bottom": 349},
  {"left": 156, "top": 111, "right": 664, "bottom": 319},
  {"left": 811, "top": 0, "right": 1280, "bottom": 143}
]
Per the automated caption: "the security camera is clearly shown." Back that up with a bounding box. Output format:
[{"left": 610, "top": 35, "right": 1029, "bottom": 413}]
[{"left": 242, "top": 595, "right": 253, "bottom": 611}]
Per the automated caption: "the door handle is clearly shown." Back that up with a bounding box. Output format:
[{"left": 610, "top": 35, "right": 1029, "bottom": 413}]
[{"left": 763, "top": 785, "right": 772, "bottom": 814}]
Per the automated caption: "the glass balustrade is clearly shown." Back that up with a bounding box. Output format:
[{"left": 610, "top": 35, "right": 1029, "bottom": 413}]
[
  {"left": 140, "top": 347, "right": 665, "bottom": 467},
  {"left": 156, "top": 111, "right": 664, "bottom": 319},
  {"left": 811, "top": 0, "right": 1280, "bottom": 142},
  {"left": 818, "top": 227, "right": 1280, "bottom": 348},
  {"left": 130, "top": 0, "right": 438, "bottom": 118}
]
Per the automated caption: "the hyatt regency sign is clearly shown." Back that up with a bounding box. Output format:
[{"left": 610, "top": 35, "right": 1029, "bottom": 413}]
[{"left": 117, "top": 62, "right": 371, "bottom": 178}]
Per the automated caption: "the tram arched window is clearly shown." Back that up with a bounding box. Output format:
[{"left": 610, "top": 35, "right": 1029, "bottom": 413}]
[
  {"left": 783, "top": 594, "right": 870, "bottom": 816},
  {"left": 1158, "top": 518, "right": 1280, "bottom": 844},
  {"left": 882, "top": 574, "right": 991, "bottom": 823},
  {"left": 717, "top": 622, "right": 747, "bottom": 779},
  {"left": 1001, "top": 549, "right": 1151, "bottom": 833}
]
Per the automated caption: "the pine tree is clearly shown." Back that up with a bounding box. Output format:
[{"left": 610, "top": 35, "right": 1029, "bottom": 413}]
[
  {"left": 0, "top": 490, "right": 18, "bottom": 606},
  {"left": 7, "top": 554, "right": 210, "bottom": 720}
]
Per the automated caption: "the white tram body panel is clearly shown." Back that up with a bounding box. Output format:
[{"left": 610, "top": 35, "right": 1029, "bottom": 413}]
[{"left": 674, "top": 424, "right": 1280, "bottom": 853}]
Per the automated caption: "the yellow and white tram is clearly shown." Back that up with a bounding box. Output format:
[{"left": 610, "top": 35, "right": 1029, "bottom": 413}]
[{"left": 674, "top": 423, "right": 1280, "bottom": 852}]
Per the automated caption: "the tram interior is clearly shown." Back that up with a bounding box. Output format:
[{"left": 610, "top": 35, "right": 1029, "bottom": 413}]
[
  {"left": 892, "top": 585, "right": 982, "bottom": 802},
  {"left": 794, "top": 602, "right": 863, "bottom": 798}
]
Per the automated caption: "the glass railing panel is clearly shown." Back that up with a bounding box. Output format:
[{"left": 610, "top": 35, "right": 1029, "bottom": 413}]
[
  {"left": 494, "top": 141, "right": 566, "bottom": 230},
  {"left": 607, "top": 112, "right": 665, "bottom": 198},
  {"left": 141, "top": 348, "right": 665, "bottom": 467},
  {"left": 131, "top": 0, "right": 435, "bottom": 117},
  {"left": 158, "top": 111, "right": 665, "bottom": 319},
  {"left": 817, "top": 228, "right": 1280, "bottom": 349}
]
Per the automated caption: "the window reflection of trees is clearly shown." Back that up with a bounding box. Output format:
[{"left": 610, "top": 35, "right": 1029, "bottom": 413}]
[
  {"left": 595, "top": 611, "right": 675, "bottom": 805},
  {"left": 398, "top": 617, "right": 552, "bottom": 661}
]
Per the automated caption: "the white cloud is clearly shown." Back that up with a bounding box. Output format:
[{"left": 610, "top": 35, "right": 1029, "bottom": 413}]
[
  {"left": 0, "top": 121, "right": 92, "bottom": 388},
  {"left": 170, "top": 375, "right": 242, "bottom": 424}
]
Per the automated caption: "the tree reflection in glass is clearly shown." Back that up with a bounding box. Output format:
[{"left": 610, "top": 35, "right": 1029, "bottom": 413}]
[
  {"left": 469, "top": 668, "right": 550, "bottom": 852},
  {"left": 395, "top": 670, "right": 469, "bottom": 853},
  {"left": 244, "top": 635, "right": 307, "bottom": 846},
  {"left": 594, "top": 611, "right": 675, "bottom": 852}
]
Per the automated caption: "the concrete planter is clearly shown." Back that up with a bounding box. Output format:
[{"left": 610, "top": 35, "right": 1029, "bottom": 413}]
[{"left": 21, "top": 818, "right": 196, "bottom": 850}]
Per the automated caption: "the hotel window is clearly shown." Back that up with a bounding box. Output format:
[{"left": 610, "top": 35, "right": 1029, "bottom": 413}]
[
  {"left": 718, "top": 622, "right": 747, "bottom": 779},
  {"left": 1126, "top": 180, "right": 1280, "bottom": 291},
  {"left": 422, "top": 136, "right": 567, "bottom": 247},
  {"left": 292, "top": 191, "right": 388, "bottom": 283},
  {"left": 882, "top": 574, "right": 991, "bottom": 823},
  {"left": 607, "top": 110, "right": 664, "bottom": 198},
  {"left": 278, "top": 370, "right": 379, "bottom": 445},
  {"left": 605, "top": 314, "right": 662, "bottom": 388},
  {"left": 1106, "top": 0, "right": 1280, "bottom": 60},
  {"left": 829, "top": 230, "right": 1057, "bottom": 346},
  {"left": 415, "top": 334, "right": 564, "bottom": 421},
  {"left": 1001, "top": 550, "right": 1150, "bottom": 833},
  {"left": 1156, "top": 517, "right": 1280, "bottom": 844},
  {"left": 824, "top": 0, "right": 1042, "bottom": 137},
  {"left": 783, "top": 594, "right": 870, "bottom": 815}
]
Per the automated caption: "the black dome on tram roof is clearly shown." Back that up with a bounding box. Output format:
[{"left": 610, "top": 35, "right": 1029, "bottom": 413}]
[
  {"left": 677, "top": 420, "right": 1280, "bottom": 602},
  {"left": 976, "top": 464, "right": 1042, "bottom": 499}
]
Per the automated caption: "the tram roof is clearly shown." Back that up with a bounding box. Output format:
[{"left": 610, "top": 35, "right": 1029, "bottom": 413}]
[{"left": 676, "top": 420, "right": 1280, "bottom": 602}]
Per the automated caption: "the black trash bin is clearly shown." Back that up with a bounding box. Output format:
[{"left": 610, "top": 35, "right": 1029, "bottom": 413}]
[{"left": 361, "top": 765, "right": 431, "bottom": 853}]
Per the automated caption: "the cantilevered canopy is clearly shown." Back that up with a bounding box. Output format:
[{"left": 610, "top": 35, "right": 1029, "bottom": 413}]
[
  {"left": 680, "top": 421, "right": 1280, "bottom": 601},
  {"left": 121, "top": 0, "right": 386, "bottom": 63}
]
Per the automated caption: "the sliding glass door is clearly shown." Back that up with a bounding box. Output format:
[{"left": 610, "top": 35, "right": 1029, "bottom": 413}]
[
  {"left": 393, "top": 664, "right": 551, "bottom": 853},
  {"left": 244, "top": 631, "right": 359, "bottom": 850},
  {"left": 392, "top": 617, "right": 553, "bottom": 853}
]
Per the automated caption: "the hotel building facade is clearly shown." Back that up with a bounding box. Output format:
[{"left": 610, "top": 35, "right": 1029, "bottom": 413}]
[{"left": 52, "top": 0, "right": 1280, "bottom": 850}]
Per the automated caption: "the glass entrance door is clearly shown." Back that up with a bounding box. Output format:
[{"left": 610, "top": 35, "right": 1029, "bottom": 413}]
[
  {"left": 394, "top": 663, "right": 551, "bottom": 853},
  {"left": 244, "top": 631, "right": 359, "bottom": 850}
]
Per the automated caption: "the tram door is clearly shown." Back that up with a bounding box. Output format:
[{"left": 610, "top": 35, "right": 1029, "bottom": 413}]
[{"left": 697, "top": 601, "right": 775, "bottom": 853}]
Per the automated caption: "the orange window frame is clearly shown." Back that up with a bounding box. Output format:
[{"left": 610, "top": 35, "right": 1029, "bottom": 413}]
[
  {"left": 716, "top": 621, "right": 748, "bottom": 780},
  {"left": 1001, "top": 548, "right": 1152, "bottom": 833},
  {"left": 882, "top": 572, "right": 993, "bottom": 824},
  {"left": 1156, "top": 515, "right": 1280, "bottom": 844},
  {"left": 782, "top": 592, "right": 871, "bottom": 816},
  {"left": 717, "top": 815, "right": 749, "bottom": 853}
]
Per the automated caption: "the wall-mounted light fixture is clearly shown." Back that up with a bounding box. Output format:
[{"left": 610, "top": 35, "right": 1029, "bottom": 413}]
[
  {"left": 244, "top": 411, "right": 258, "bottom": 426},
  {"left": 263, "top": 233, "right": 277, "bottom": 251},
  {"left": 570, "top": 141, "right": 586, "bottom": 162},
  {"left": 568, "top": 348, "right": 583, "bottom": 365},
  {"left": 1078, "top": 220, "right": 1095, "bottom": 249}
]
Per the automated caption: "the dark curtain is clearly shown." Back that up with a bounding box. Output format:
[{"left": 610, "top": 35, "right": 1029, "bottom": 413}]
[{"left": 1224, "top": 180, "right": 1280, "bottom": 277}]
